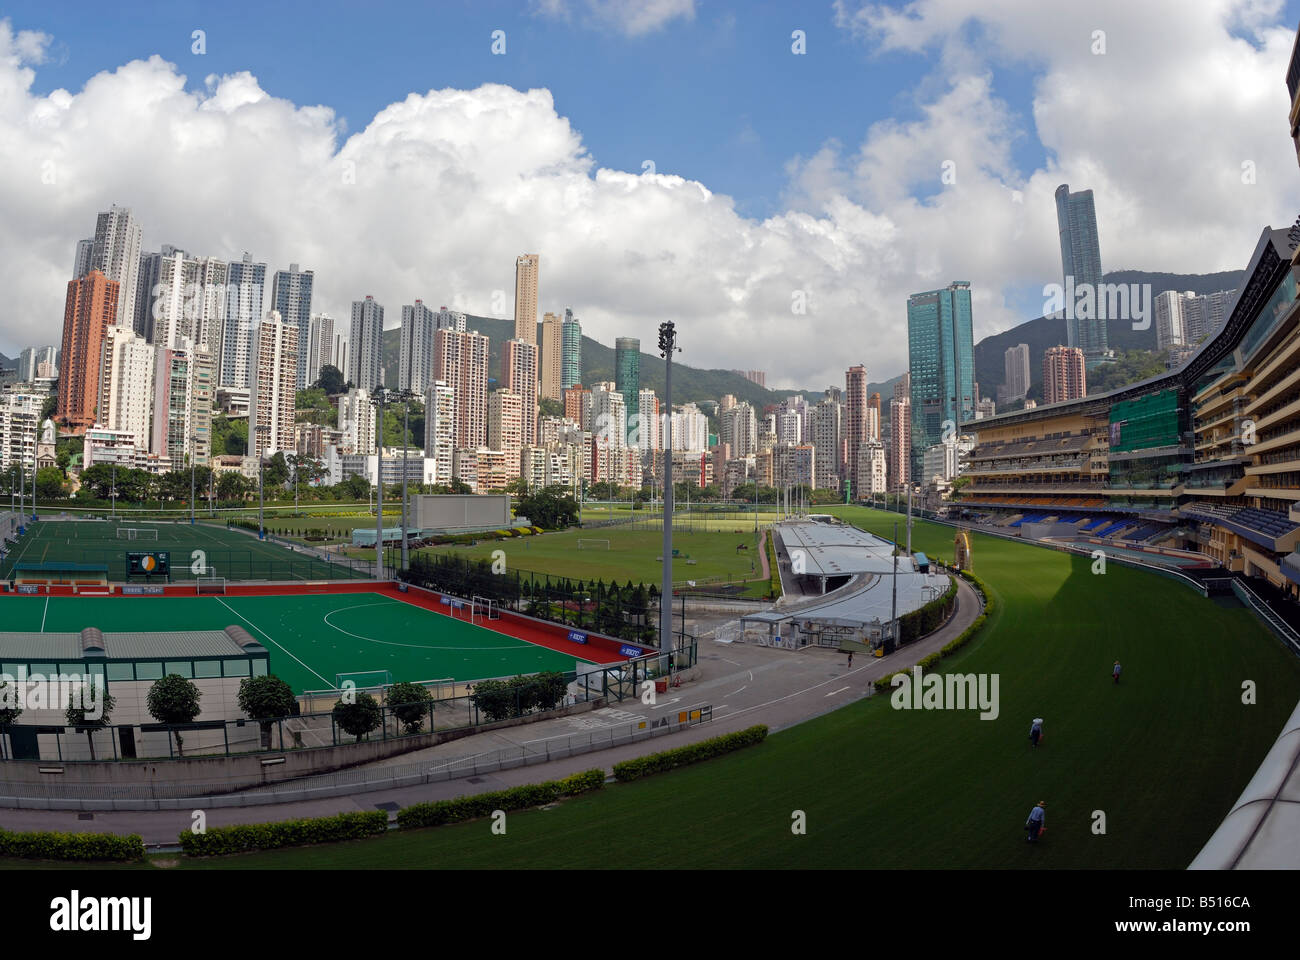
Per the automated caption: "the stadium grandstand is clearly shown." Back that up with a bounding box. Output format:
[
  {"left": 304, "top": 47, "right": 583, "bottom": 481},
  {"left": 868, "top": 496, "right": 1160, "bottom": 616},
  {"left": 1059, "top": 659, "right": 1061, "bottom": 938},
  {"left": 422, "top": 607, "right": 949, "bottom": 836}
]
[{"left": 960, "top": 219, "right": 1300, "bottom": 600}]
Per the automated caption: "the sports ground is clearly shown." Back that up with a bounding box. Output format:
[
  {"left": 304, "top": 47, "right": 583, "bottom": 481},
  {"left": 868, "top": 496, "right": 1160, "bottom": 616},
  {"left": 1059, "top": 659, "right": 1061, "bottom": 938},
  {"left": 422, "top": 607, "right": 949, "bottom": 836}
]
[
  {"left": 0, "top": 519, "right": 371, "bottom": 582},
  {"left": 0, "top": 586, "right": 596, "bottom": 693},
  {"left": 127, "top": 507, "right": 1300, "bottom": 869}
]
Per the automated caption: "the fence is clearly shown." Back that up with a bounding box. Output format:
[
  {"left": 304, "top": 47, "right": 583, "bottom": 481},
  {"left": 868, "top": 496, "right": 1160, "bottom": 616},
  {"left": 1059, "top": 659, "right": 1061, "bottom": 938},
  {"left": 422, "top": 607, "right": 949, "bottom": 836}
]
[{"left": 0, "top": 707, "right": 715, "bottom": 809}]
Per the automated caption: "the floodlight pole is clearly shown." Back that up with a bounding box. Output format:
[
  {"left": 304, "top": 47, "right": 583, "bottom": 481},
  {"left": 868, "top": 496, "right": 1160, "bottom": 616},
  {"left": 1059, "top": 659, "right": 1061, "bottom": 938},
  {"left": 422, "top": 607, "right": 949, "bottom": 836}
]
[
  {"left": 891, "top": 520, "right": 899, "bottom": 640},
  {"left": 373, "top": 389, "right": 386, "bottom": 580},
  {"left": 111, "top": 463, "right": 116, "bottom": 519},
  {"left": 658, "top": 321, "right": 679, "bottom": 668},
  {"left": 401, "top": 391, "right": 411, "bottom": 572},
  {"left": 906, "top": 484, "right": 913, "bottom": 556},
  {"left": 190, "top": 457, "right": 195, "bottom": 525}
]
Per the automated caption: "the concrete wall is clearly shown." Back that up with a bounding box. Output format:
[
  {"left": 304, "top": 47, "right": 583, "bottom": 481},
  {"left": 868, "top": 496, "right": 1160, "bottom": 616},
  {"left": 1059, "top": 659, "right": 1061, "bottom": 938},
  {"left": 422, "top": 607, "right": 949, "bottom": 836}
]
[{"left": 1019, "top": 521, "right": 1080, "bottom": 540}]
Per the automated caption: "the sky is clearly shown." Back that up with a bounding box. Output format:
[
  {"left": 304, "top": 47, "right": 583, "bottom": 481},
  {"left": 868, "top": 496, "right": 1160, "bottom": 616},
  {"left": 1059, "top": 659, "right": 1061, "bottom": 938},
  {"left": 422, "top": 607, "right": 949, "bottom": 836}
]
[{"left": 3, "top": 0, "right": 1300, "bottom": 390}]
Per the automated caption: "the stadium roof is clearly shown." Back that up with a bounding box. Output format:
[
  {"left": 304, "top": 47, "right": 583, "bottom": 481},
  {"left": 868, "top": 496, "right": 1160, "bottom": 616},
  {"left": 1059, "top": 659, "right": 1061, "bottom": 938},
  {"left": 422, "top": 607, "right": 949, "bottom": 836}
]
[{"left": 0, "top": 627, "right": 266, "bottom": 661}]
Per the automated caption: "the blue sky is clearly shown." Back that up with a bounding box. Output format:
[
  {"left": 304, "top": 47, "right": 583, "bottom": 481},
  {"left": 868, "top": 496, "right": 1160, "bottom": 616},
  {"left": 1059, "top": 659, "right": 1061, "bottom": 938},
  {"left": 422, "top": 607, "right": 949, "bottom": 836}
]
[
  {"left": 5, "top": 1, "right": 1300, "bottom": 385},
  {"left": 4, "top": 0, "right": 1052, "bottom": 220}
]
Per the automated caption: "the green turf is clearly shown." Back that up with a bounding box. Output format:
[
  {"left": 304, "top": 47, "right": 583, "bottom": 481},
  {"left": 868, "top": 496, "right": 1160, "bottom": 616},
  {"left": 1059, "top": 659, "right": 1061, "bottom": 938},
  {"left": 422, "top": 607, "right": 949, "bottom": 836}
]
[
  {"left": 0, "top": 519, "right": 370, "bottom": 582},
  {"left": 417, "top": 523, "right": 767, "bottom": 587},
  {"left": 3, "top": 592, "right": 585, "bottom": 691},
  {"left": 109, "top": 507, "right": 1300, "bottom": 869}
]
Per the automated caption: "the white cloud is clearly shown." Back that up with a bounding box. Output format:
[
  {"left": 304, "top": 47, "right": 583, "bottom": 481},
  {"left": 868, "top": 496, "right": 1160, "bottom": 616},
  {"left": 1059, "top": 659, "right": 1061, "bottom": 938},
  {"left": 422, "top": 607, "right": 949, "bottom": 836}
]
[
  {"left": 0, "top": 3, "right": 1298, "bottom": 394},
  {"left": 532, "top": 0, "right": 696, "bottom": 37}
]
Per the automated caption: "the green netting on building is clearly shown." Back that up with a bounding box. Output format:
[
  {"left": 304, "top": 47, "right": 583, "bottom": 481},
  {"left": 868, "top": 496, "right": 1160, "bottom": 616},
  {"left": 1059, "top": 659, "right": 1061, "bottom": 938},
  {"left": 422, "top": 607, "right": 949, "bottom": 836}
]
[{"left": 1109, "top": 389, "right": 1180, "bottom": 453}]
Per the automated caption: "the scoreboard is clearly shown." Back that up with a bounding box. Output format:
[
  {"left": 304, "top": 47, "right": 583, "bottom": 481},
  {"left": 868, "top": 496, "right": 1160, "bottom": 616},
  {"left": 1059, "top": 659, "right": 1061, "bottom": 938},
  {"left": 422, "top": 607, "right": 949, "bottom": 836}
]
[{"left": 126, "top": 551, "right": 171, "bottom": 579}]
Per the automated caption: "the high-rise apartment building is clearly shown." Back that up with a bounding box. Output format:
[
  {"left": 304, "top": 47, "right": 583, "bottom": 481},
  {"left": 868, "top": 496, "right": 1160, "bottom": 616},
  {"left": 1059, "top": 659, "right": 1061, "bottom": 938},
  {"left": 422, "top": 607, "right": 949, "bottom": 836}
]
[
  {"left": 250, "top": 311, "right": 299, "bottom": 457},
  {"left": 845, "top": 364, "right": 869, "bottom": 495},
  {"left": 399, "top": 300, "right": 436, "bottom": 394},
  {"left": 1055, "top": 184, "right": 1108, "bottom": 362},
  {"left": 721, "top": 402, "right": 758, "bottom": 458},
  {"left": 337, "top": 387, "right": 376, "bottom": 456},
  {"left": 423, "top": 380, "right": 456, "bottom": 485},
  {"left": 152, "top": 250, "right": 228, "bottom": 357},
  {"left": 561, "top": 309, "right": 582, "bottom": 390},
  {"left": 614, "top": 337, "right": 640, "bottom": 446},
  {"left": 810, "top": 397, "right": 842, "bottom": 491},
  {"left": 564, "top": 385, "right": 589, "bottom": 425},
  {"left": 514, "top": 254, "right": 539, "bottom": 343},
  {"left": 270, "top": 263, "right": 314, "bottom": 389},
  {"left": 434, "top": 327, "right": 491, "bottom": 449},
  {"left": 1154, "top": 290, "right": 1187, "bottom": 352},
  {"left": 502, "top": 338, "right": 539, "bottom": 447},
  {"left": 305, "top": 314, "right": 335, "bottom": 387},
  {"left": 588, "top": 385, "right": 627, "bottom": 450},
  {"left": 73, "top": 239, "right": 95, "bottom": 281},
  {"left": 540, "top": 312, "right": 564, "bottom": 401},
  {"left": 889, "top": 396, "right": 911, "bottom": 491},
  {"left": 907, "top": 281, "right": 975, "bottom": 478},
  {"left": 349, "top": 296, "right": 385, "bottom": 395},
  {"left": 636, "top": 388, "right": 660, "bottom": 450},
  {"left": 18, "top": 346, "right": 59, "bottom": 384},
  {"left": 0, "top": 394, "right": 40, "bottom": 472},
  {"left": 222, "top": 253, "right": 266, "bottom": 389},
  {"left": 59, "top": 269, "right": 120, "bottom": 431},
  {"left": 1043, "top": 345, "right": 1087, "bottom": 403},
  {"left": 82, "top": 206, "right": 142, "bottom": 331},
  {"left": 1004, "top": 343, "right": 1030, "bottom": 402},
  {"left": 488, "top": 389, "right": 524, "bottom": 470},
  {"left": 99, "top": 325, "right": 155, "bottom": 449}
]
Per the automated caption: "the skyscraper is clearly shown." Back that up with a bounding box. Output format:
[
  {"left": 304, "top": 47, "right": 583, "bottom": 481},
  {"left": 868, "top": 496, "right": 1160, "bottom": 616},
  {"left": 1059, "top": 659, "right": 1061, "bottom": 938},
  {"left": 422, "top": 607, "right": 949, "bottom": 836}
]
[
  {"left": 907, "top": 281, "right": 975, "bottom": 478},
  {"left": 270, "top": 264, "right": 314, "bottom": 389},
  {"left": 514, "top": 254, "right": 539, "bottom": 343},
  {"left": 810, "top": 397, "right": 842, "bottom": 491},
  {"left": 845, "top": 364, "right": 869, "bottom": 495},
  {"left": 222, "top": 253, "right": 266, "bottom": 389},
  {"left": 399, "top": 300, "right": 436, "bottom": 394},
  {"left": 540, "top": 312, "right": 563, "bottom": 401},
  {"left": 250, "top": 311, "right": 299, "bottom": 457},
  {"left": 1004, "top": 343, "right": 1030, "bottom": 402},
  {"left": 502, "top": 338, "right": 539, "bottom": 447},
  {"left": 889, "top": 396, "right": 911, "bottom": 491},
  {"left": 488, "top": 389, "right": 524, "bottom": 468},
  {"left": 305, "top": 314, "right": 336, "bottom": 387},
  {"left": 1043, "top": 346, "right": 1087, "bottom": 403},
  {"left": 1154, "top": 291, "right": 1187, "bottom": 352},
  {"left": 349, "top": 296, "right": 385, "bottom": 395},
  {"left": 1055, "top": 184, "right": 1108, "bottom": 362},
  {"left": 59, "top": 269, "right": 120, "bottom": 431},
  {"left": 423, "top": 380, "right": 456, "bottom": 485},
  {"left": 561, "top": 308, "right": 582, "bottom": 390},
  {"left": 18, "top": 346, "right": 58, "bottom": 384},
  {"left": 85, "top": 206, "right": 143, "bottom": 331},
  {"left": 434, "top": 327, "right": 490, "bottom": 449},
  {"left": 615, "top": 337, "right": 640, "bottom": 447},
  {"left": 99, "top": 325, "right": 155, "bottom": 449}
]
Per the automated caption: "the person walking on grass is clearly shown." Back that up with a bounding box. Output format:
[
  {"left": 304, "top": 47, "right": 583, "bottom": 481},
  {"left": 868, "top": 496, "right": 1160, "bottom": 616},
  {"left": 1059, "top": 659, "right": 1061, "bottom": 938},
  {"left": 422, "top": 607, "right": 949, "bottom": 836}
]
[
  {"left": 1026, "top": 801, "right": 1046, "bottom": 842},
  {"left": 1029, "top": 717, "right": 1043, "bottom": 748},
  {"left": 1113, "top": 660, "right": 1122, "bottom": 685}
]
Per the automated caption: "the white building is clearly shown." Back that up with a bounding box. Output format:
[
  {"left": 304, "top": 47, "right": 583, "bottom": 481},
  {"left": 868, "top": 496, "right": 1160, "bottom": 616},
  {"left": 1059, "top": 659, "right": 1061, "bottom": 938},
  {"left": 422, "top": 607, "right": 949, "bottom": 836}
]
[
  {"left": 0, "top": 393, "right": 39, "bottom": 471},
  {"left": 99, "top": 325, "right": 155, "bottom": 450},
  {"left": 221, "top": 253, "right": 266, "bottom": 389},
  {"left": 337, "top": 387, "right": 376, "bottom": 456},
  {"left": 399, "top": 300, "right": 436, "bottom": 394},
  {"left": 921, "top": 436, "right": 976, "bottom": 484},
  {"left": 250, "top": 311, "right": 299, "bottom": 457},
  {"left": 588, "top": 385, "right": 627, "bottom": 449},
  {"left": 85, "top": 205, "right": 143, "bottom": 330},
  {"left": 662, "top": 402, "right": 709, "bottom": 454},
  {"left": 349, "top": 296, "right": 385, "bottom": 394},
  {"left": 305, "top": 314, "right": 336, "bottom": 387},
  {"left": 423, "top": 380, "right": 456, "bottom": 486},
  {"left": 634, "top": 388, "right": 660, "bottom": 451},
  {"left": 855, "top": 440, "right": 887, "bottom": 494}
]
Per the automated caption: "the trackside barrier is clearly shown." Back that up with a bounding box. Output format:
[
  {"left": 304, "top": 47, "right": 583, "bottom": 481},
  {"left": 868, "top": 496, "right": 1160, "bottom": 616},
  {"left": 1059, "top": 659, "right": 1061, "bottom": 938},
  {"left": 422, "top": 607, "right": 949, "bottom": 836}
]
[{"left": 0, "top": 706, "right": 712, "bottom": 811}]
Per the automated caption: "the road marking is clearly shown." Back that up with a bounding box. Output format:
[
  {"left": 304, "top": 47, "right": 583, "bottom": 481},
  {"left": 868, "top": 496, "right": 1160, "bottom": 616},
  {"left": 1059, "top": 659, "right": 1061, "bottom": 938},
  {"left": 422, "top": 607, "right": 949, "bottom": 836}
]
[
  {"left": 748, "top": 670, "right": 753, "bottom": 681},
  {"left": 825, "top": 686, "right": 850, "bottom": 697},
  {"left": 725, "top": 684, "right": 747, "bottom": 696},
  {"left": 720, "top": 657, "right": 741, "bottom": 665}
]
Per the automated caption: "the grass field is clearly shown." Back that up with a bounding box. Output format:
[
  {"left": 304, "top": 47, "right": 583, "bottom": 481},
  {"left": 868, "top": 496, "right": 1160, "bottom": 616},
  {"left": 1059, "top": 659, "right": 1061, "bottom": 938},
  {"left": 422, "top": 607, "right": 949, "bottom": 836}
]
[
  {"left": 415, "top": 523, "right": 767, "bottom": 588},
  {"left": 0, "top": 591, "right": 585, "bottom": 692},
  {"left": 87, "top": 506, "right": 1300, "bottom": 870},
  {"left": 0, "top": 519, "right": 371, "bottom": 582}
]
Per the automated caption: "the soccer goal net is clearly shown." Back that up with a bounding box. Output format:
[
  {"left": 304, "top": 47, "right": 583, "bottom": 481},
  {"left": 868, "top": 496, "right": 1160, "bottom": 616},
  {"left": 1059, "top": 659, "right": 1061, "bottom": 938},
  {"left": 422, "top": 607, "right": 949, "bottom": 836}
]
[
  {"left": 334, "top": 670, "right": 393, "bottom": 698},
  {"left": 577, "top": 538, "right": 610, "bottom": 550},
  {"left": 471, "top": 595, "right": 501, "bottom": 624},
  {"left": 196, "top": 576, "right": 227, "bottom": 595},
  {"left": 116, "top": 527, "right": 159, "bottom": 541}
]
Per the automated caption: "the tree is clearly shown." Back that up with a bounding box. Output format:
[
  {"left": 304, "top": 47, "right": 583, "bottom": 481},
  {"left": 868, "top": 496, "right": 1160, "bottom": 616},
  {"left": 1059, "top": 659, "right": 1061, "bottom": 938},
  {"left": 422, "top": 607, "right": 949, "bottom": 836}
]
[
  {"left": 35, "top": 466, "right": 66, "bottom": 500},
  {"left": 314, "top": 364, "right": 346, "bottom": 395},
  {"left": 40, "top": 394, "right": 58, "bottom": 423},
  {"left": 332, "top": 693, "right": 382, "bottom": 740},
  {"left": 384, "top": 682, "right": 432, "bottom": 734},
  {"left": 78, "top": 464, "right": 113, "bottom": 500},
  {"left": 65, "top": 685, "right": 116, "bottom": 761},
  {"left": 217, "top": 470, "right": 250, "bottom": 502},
  {"left": 515, "top": 484, "right": 579, "bottom": 530},
  {"left": 0, "top": 680, "right": 23, "bottom": 733},
  {"left": 339, "top": 473, "right": 370, "bottom": 501},
  {"left": 145, "top": 675, "right": 202, "bottom": 756},
  {"left": 237, "top": 675, "right": 296, "bottom": 748},
  {"left": 264, "top": 451, "right": 290, "bottom": 487}
]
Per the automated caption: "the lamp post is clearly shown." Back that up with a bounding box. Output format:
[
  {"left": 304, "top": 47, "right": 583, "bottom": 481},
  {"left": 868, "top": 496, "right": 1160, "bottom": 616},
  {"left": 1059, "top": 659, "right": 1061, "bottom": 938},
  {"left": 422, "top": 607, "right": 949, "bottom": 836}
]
[
  {"left": 393, "top": 389, "right": 415, "bottom": 572},
  {"left": 254, "top": 424, "right": 270, "bottom": 540},
  {"left": 657, "top": 321, "right": 680, "bottom": 669},
  {"left": 111, "top": 463, "right": 116, "bottom": 519},
  {"left": 369, "top": 389, "right": 388, "bottom": 579},
  {"left": 190, "top": 456, "right": 196, "bottom": 526}
]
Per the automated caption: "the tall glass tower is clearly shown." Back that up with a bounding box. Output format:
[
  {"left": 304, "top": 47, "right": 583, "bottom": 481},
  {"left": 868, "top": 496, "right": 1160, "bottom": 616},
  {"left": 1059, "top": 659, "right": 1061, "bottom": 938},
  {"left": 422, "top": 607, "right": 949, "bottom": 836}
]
[
  {"left": 1055, "top": 184, "right": 1108, "bottom": 363},
  {"left": 907, "top": 282, "right": 975, "bottom": 479},
  {"left": 561, "top": 308, "right": 582, "bottom": 390},
  {"left": 615, "top": 337, "right": 640, "bottom": 446}
]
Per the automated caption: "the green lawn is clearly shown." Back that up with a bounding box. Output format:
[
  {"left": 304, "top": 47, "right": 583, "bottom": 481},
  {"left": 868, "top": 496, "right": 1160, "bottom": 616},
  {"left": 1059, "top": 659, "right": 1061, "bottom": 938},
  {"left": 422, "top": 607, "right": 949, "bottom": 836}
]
[
  {"left": 7, "top": 508, "right": 1296, "bottom": 870},
  {"left": 2, "top": 591, "right": 584, "bottom": 691},
  {"left": 416, "top": 524, "right": 767, "bottom": 587},
  {"left": 0, "top": 519, "right": 370, "bottom": 582}
]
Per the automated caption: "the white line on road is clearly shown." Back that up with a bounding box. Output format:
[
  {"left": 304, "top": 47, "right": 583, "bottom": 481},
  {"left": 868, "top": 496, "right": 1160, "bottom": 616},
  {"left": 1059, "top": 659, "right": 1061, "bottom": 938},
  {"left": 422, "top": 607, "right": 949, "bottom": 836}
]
[
  {"left": 720, "top": 657, "right": 741, "bottom": 665},
  {"left": 825, "top": 686, "right": 851, "bottom": 697},
  {"left": 726, "top": 685, "right": 747, "bottom": 696}
]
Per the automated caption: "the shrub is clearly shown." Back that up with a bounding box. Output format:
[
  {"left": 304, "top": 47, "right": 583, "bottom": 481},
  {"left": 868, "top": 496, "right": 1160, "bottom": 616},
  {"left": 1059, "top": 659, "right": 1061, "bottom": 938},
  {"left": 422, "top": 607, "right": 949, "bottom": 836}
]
[
  {"left": 0, "top": 828, "right": 144, "bottom": 862},
  {"left": 396, "top": 768, "right": 605, "bottom": 829},
  {"left": 179, "top": 811, "right": 388, "bottom": 857},
  {"left": 612, "top": 725, "right": 768, "bottom": 782}
]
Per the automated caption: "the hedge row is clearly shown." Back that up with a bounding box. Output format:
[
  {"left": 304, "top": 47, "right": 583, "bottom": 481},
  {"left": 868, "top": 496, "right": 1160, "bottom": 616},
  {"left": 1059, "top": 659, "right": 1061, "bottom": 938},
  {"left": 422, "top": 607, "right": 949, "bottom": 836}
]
[
  {"left": 0, "top": 828, "right": 145, "bottom": 862},
  {"left": 396, "top": 768, "right": 605, "bottom": 829},
  {"left": 766, "top": 532, "right": 781, "bottom": 599},
  {"left": 612, "top": 725, "right": 769, "bottom": 782},
  {"left": 178, "top": 810, "right": 388, "bottom": 857},
  {"left": 873, "top": 570, "right": 995, "bottom": 692}
]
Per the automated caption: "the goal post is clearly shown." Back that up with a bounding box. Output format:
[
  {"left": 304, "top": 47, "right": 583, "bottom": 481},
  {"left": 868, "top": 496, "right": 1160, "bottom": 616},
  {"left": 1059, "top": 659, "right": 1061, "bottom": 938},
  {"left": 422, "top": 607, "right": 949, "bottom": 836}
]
[
  {"left": 576, "top": 538, "right": 610, "bottom": 550},
  {"left": 334, "top": 670, "right": 393, "bottom": 697},
  {"left": 115, "top": 528, "right": 159, "bottom": 541},
  {"left": 471, "top": 595, "right": 500, "bottom": 624},
  {"left": 196, "top": 576, "right": 227, "bottom": 595}
]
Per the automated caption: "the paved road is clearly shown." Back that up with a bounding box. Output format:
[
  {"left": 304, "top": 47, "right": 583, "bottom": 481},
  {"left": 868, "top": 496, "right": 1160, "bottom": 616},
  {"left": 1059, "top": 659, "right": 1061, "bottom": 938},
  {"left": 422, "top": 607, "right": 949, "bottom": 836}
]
[{"left": 0, "top": 577, "right": 983, "bottom": 845}]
